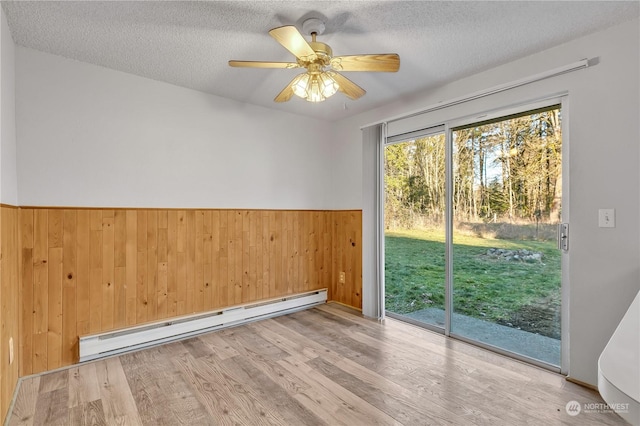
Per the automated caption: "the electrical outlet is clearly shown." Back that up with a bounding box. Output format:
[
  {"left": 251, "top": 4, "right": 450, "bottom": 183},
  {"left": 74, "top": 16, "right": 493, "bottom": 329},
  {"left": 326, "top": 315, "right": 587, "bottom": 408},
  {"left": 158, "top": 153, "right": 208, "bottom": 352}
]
[
  {"left": 9, "top": 337, "right": 14, "bottom": 365},
  {"left": 339, "top": 272, "right": 346, "bottom": 283}
]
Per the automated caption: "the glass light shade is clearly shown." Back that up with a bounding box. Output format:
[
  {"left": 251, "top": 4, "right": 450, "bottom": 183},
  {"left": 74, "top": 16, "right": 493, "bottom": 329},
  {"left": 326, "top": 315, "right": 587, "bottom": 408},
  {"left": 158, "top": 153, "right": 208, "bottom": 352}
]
[
  {"left": 292, "top": 73, "right": 311, "bottom": 98},
  {"left": 307, "top": 76, "right": 324, "bottom": 102},
  {"left": 290, "top": 71, "right": 340, "bottom": 103},
  {"left": 319, "top": 72, "right": 339, "bottom": 98}
]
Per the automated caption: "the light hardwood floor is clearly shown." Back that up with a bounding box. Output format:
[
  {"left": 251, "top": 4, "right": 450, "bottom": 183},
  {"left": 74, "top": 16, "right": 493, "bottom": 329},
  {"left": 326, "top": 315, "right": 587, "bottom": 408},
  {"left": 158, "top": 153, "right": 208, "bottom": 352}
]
[{"left": 7, "top": 303, "right": 626, "bottom": 425}]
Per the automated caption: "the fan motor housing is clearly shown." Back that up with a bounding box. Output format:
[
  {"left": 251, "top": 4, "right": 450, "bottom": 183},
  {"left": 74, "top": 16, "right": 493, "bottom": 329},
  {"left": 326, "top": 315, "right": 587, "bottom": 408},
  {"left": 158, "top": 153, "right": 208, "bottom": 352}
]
[{"left": 310, "top": 41, "right": 332, "bottom": 61}]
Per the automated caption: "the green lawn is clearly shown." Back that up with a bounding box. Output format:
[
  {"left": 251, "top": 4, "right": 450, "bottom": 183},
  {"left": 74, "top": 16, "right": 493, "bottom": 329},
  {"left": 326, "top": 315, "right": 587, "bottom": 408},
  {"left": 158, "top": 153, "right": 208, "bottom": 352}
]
[{"left": 385, "top": 228, "right": 561, "bottom": 338}]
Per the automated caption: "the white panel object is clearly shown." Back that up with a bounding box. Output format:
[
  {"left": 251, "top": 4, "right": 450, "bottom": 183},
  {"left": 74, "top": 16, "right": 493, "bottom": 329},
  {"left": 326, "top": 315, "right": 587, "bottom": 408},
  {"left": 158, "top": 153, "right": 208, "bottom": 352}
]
[
  {"left": 598, "top": 290, "right": 639, "bottom": 424},
  {"left": 79, "top": 290, "right": 327, "bottom": 362},
  {"left": 598, "top": 209, "right": 615, "bottom": 228}
]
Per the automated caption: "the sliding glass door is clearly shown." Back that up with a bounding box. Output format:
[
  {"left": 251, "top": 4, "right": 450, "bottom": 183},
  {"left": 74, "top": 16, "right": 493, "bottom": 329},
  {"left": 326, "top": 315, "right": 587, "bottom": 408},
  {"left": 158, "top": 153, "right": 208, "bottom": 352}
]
[
  {"left": 383, "top": 103, "right": 565, "bottom": 369},
  {"left": 384, "top": 127, "right": 446, "bottom": 331},
  {"left": 450, "top": 106, "right": 563, "bottom": 367}
]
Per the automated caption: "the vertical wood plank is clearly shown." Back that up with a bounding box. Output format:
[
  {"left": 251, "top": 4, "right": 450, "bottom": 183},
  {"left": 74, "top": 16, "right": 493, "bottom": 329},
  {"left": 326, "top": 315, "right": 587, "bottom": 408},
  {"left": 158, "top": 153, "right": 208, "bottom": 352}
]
[
  {"left": 186, "top": 210, "right": 196, "bottom": 313},
  {"left": 281, "top": 212, "right": 290, "bottom": 296},
  {"left": 48, "top": 210, "right": 63, "bottom": 249},
  {"left": 261, "top": 211, "right": 270, "bottom": 299},
  {"left": 167, "top": 210, "right": 178, "bottom": 317},
  {"left": 176, "top": 211, "right": 187, "bottom": 315},
  {"left": 32, "top": 209, "right": 49, "bottom": 373},
  {"left": 248, "top": 211, "right": 257, "bottom": 303},
  {"left": 275, "top": 212, "right": 283, "bottom": 296},
  {"left": 146, "top": 211, "right": 158, "bottom": 321},
  {"left": 62, "top": 210, "right": 77, "bottom": 365},
  {"left": 76, "top": 211, "right": 90, "bottom": 337},
  {"left": 218, "top": 211, "right": 228, "bottom": 309},
  {"left": 255, "top": 212, "right": 263, "bottom": 301},
  {"left": 292, "top": 211, "right": 300, "bottom": 295},
  {"left": 332, "top": 212, "right": 341, "bottom": 304},
  {"left": 157, "top": 210, "right": 168, "bottom": 319},
  {"left": 233, "top": 211, "right": 243, "bottom": 305},
  {"left": 102, "top": 211, "right": 115, "bottom": 331},
  {"left": 194, "top": 211, "right": 204, "bottom": 313},
  {"left": 226, "top": 211, "right": 235, "bottom": 306},
  {"left": 211, "top": 211, "right": 221, "bottom": 309},
  {"left": 242, "top": 211, "right": 250, "bottom": 303},
  {"left": 268, "top": 211, "right": 276, "bottom": 299},
  {"left": 323, "top": 212, "right": 332, "bottom": 296},
  {"left": 113, "top": 211, "right": 127, "bottom": 328},
  {"left": 136, "top": 211, "right": 147, "bottom": 324},
  {"left": 313, "top": 212, "right": 321, "bottom": 288},
  {"left": 47, "top": 246, "right": 63, "bottom": 370},
  {"left": 19, "top": 209, "right": 34, "bottom": 376},
  {"left": 202, "top": 211, "right": 212, "bottom": 311},
  {"left": 114, "top": 266, "right": 127, "bottom": 329},
  {"left": 1, "top": 207, "right": 19, "bottom": 421},
  {"left": 125, "top": 210, "right": 137, "bottom": 326},
  {"left": 303, "top": 212, "right": 311, "bottom": 293},
  {"left": 89, "top": 210, "right": 103, "bottom": 334},
  {"left": 354, "top": 211, "right": 363, "bottom": 308}
]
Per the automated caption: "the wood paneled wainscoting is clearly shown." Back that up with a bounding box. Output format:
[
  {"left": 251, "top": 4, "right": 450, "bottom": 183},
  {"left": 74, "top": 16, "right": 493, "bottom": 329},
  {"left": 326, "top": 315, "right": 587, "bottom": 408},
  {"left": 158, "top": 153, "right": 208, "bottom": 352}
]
[
  {"left": 17, "top": 208, "right": 362, "bottom": 376},
  {"left": 0, "top": 205, "right": 20, "bottom": 423}
]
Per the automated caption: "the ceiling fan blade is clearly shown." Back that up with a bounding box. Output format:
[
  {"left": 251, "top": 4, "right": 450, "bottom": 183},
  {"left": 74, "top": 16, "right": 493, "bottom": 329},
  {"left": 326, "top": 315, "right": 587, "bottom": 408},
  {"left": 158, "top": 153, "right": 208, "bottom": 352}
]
[
  {"left": 228, "top": 60, "right": 300, "bottom": 69},
  {"left": 331, "top": 72, "right": 366, "bottom": 100},
  {"left": 274, "top": 77, "right": 297, "bottom": 103},
  {"left": 269, "top": 26, "right": 317, "bottom": 61},
  {"left": 331, "top": 54, "right": 400, "bottom": 72}
]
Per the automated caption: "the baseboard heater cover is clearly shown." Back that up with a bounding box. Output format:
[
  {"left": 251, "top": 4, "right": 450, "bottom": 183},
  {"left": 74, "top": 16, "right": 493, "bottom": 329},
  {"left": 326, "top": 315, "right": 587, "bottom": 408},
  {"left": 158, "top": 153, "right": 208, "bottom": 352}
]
[{"left": 79, "top": 289, "right": 327, "bottom": 362}]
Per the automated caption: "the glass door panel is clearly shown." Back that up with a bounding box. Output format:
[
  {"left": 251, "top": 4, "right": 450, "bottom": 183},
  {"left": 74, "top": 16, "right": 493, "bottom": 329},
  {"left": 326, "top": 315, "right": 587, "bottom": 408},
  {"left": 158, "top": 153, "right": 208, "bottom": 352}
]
[
  {"left": 451, "top": 106, "right": 562, "bottom": 366},
  {"left": 384, "top": 133, "right": 446, "bottom": 329}
]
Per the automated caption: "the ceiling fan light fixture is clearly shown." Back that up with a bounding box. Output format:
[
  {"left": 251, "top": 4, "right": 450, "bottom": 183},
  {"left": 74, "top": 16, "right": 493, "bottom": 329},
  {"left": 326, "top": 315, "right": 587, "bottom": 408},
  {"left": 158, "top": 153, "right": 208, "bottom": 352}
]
[
  {"left": 291, "top": 72, "right": 339, "bottom": 103},
  {"left": 229, "top": 22, "right": 399, "bottom": 103}
]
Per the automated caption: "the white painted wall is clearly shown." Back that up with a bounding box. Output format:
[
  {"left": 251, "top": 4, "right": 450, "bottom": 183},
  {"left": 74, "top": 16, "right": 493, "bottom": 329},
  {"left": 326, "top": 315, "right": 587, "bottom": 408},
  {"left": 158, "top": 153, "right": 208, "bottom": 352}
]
[
  {"left": 332, "top": 18, "right": 640, "bottom": 386},
  {"left": 16, "top": 48, "right": 333, "bottom": 209},
  {"left": 0, "top": 8, "right": 17, "bottom": 205}
]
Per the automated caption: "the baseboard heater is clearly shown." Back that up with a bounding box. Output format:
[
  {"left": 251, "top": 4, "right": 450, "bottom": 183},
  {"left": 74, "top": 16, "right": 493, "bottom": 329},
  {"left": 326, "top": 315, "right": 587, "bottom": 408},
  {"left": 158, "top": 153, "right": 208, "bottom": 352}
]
[{"left": 79, "top": 289, "right": 327, "bottom": 362}]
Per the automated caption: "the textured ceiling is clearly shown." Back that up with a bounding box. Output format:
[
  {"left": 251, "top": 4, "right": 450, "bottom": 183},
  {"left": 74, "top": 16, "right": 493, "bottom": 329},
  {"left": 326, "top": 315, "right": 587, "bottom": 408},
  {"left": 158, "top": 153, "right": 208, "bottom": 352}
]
[{"left": 3, "top": 1, "right": 639, "bottom": 121}]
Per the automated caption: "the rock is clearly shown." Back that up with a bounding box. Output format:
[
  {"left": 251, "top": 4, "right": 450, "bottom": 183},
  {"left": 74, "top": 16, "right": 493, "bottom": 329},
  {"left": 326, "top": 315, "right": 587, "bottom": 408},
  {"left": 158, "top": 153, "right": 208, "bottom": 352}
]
[{"left": 485, "top": 248, "right": 543, "bottom": 262}]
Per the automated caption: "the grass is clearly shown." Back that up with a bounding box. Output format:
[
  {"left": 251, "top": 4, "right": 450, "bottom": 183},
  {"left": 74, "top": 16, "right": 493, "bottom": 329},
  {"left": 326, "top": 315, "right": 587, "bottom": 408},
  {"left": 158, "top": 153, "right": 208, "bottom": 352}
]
[{"left": 385, "top": 227, "right": 561, "bottom": 338}]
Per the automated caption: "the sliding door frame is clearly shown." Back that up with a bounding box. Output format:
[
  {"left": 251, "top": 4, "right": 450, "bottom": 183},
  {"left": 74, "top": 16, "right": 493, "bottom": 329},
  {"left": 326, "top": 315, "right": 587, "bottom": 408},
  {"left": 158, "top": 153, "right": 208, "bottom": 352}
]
[{"left": 381, "top": 94, "right": 569, "bottom": 374}]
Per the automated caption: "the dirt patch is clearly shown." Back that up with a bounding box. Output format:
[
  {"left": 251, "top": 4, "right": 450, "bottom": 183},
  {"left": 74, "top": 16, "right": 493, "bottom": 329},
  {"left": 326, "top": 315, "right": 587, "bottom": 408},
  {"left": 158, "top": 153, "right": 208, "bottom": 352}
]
[{"left": 497, "top": 298, "right": 560, "bottom": 339}]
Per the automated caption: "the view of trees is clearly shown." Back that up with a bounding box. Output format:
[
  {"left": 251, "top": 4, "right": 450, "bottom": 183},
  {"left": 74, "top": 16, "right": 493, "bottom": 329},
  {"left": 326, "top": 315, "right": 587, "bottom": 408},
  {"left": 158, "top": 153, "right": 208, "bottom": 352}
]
[{"left": 384, "top": 107, "right": 562, "bottom": 230}]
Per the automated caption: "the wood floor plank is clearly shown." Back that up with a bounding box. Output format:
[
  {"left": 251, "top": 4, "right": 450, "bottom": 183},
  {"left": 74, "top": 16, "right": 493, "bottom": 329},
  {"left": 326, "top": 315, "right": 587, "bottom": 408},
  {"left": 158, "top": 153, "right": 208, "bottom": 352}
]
[
  {"left": 68, "top": 362, "right": 101, "bottom": 408},
  {"left": 7, "top": 376, "right": 40, "bottom": 426},
  {"left": 32, "top": 387, "right": 68, "bottom": 426},
  {"left": 68, "top": 399, "right": 107, "bottom": 426},
  {"left": 180, "top": 337, "right": 212, "bottom": 359},
  {"left": 247, "top": 320, "right": 320, "bottom": 363},
  {"left": 308, "top": 354, "right": 467, "bottom": 425},
  {"left": 119, "top": 344, "right": 210, "bottom": 425},
  {"left": 278, "top": 355, "right": 403, "bottom": 426},
  {"left": 219, "top": 329, "right": 310, "bottom": 397},
  {"left": 198, "top": 331, "right": 241, "bottom": 361},
  {"left": 8, "top": 304, "right": 627, "bottom": 426},
  {"left": 220, "top": 354, "right": 325, "bottom": 426},
  {"left": 172, "top": 351, "right": 286, "bottom": 425},
  {"left": 38, "top": 369, "right": 68, "bottom": 394},
  {"left": 94, "top": 357, "right": 142, "bottom": 425}
]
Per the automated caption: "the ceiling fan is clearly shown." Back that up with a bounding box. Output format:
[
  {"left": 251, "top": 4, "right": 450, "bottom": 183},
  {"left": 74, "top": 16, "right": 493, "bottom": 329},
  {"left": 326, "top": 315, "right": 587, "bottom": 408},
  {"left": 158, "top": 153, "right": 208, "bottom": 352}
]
[{"left": 229, "top": 18, "right": 400, "bottom": 103}]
